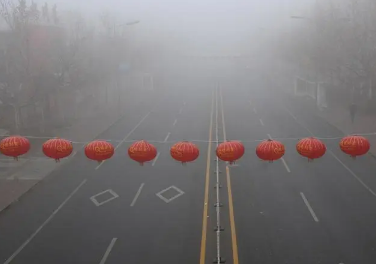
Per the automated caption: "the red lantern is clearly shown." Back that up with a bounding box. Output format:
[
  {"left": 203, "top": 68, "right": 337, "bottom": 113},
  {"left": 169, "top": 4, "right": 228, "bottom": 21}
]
[
  {"left": 85, "top": 140, "right": 114, "bottom": 162},
  {"left": 339, "top": 135, "right": 370, "bottom": 158},
  {"left": 128, "top": 140, "right": 157, "bottom": 165},
  {"left": 170, "top": 141, "right": 199, "bottom": 164},
  {"left": 296, "top": 137, "right": 326, "bottom": 161},
  {"left": 42, "top": 138, "right": 73, "bottom": 162},
  {"left": 0, "top": 136, "right": 30, "bottom": 160},
  {"left": 256, "top": 139, "right": 285, "bottom": 162},
  {"left": 216, "top": 141, "right": 245, "bottom": 164},
  {"left": 232, "top": 140, "right": 245, "bottom": 157}
]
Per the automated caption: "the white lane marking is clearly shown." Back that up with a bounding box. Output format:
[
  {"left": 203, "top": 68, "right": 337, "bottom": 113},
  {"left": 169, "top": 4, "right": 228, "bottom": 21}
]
[
  {"left": 152, "top": 152, "right": 160, "bottom": 166},
  {"left": 266, "top": 134, "right": 291, "bottom": 172},
  {"left": 300, "top": 192, "right": 319, "bottom": 222},
  {"left": 99, "top": 238, "right": 118, "bottom": 264},
  {"left": 156, "top": 185, "right": 185, "bottom": 203},
  {"left": 90, "top": 189, "right": 119, "bottom": 207},
  {"left": 172, "top": 119, "right": 177, "bottom": 127},
  {"left": 130, "top": 183, "right": 145, "bottom": 207},
  {"left": 330, "top": 150, "right": 376, "bottom": 197},
  {"left": 95, "top": 111, "right": 151, "bottom": 169},
  {"left": 249, "top": 100, "right": 252, "bottom": 106},
  {"left": 259, "top": 118, "right": 264, "bottom": 126},
  {"left": 4, "top": 179, "right": 87, "bottom": 264},
  {"left": 253, "top": 107, "right": 257, "bottom": 114},
  {"left": 164, "top": 132, "right": 171, "bottom": 142},
  {"left": 281, "top": 158, "right": 291, "bottom": 173},
  {"left": 285, "top": 107, "right": 297, "bottom": 120},
  {"left": 94, "top": 161, "right": 104, "bottom": 170},
  {"left": 114, "top": 112, "right": 151, "bottom": 150},
  {"left": 286, "top": 109, "right": 376, "bottom": 197},
  {"left": 179, "top": 108, "right": 183, "bottom": 114}
]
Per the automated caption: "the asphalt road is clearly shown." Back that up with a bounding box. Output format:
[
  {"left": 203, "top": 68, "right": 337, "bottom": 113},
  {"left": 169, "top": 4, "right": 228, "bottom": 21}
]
[
  {"left": 0, "top": 84, "right": 214, "bottom": 264},
  {"left": 220, "top": 78, "right": 376, "bottom": 264},
  {"left": 2, "top": 74, "right": 376, "bottom": 264}
]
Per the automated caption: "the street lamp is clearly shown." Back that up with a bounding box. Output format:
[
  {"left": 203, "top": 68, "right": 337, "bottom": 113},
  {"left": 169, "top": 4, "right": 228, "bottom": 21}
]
[
  {"left": 111, "top": 20, "right": 140, "bottom": 114},
  {"left": 291, "top": 15, "right": 349, "bottom": 22},
  {"left": 113, "top": 20, "right": 140, "bottom": 38},
  {"left": 290, "top": 15, "right": 310, "bottom": 20},
  {"left": 290, "top": 14, "right": 317, "bottom": 78},
  {"left": 143, "top": 73, "right": 154, "bottom": 91},
  {"left": 126, "top": 20, "right": 140, "bottom": 26}
]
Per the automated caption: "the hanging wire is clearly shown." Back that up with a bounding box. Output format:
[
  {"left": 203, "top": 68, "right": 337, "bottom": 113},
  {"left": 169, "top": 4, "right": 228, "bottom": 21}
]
[{"left": 1, "top": 132, "right": 375, "bottom": 145}]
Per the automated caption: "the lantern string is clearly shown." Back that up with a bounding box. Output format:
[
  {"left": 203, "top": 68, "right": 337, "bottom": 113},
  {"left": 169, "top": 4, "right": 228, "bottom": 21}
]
[{"left": 1, "top": 132, "right": 376, "bottom": 145}]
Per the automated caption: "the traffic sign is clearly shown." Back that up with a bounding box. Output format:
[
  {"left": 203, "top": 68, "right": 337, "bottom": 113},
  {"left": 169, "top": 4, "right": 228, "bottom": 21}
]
[{"left": 118, "top": 63, "right": 131, "bottom": 73}]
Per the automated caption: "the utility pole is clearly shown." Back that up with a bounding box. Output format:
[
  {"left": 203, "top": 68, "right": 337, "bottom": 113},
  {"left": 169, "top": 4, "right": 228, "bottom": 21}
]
[{"left": 112, "top": 20, "right": 140, "bottom": 113}]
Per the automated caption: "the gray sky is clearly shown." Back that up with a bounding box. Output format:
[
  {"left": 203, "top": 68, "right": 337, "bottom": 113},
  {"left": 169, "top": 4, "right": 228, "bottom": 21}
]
[
  {"left": 33, "top": 0, "right": 316, "bottom": 54},
  {"left": 37, "top": 0, "right": 314, "bottom": 30}
]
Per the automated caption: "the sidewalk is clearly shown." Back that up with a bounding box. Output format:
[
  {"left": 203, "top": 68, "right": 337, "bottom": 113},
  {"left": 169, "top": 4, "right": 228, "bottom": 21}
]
[
  {"left": 283, "top": 90, "right": 376, "bottom": 157},
  {"left": 0, "top": 86, "right": 155, "bottom": 212},
  {"left": 316, "top": 102, "right": 376, "bottom": 156}
]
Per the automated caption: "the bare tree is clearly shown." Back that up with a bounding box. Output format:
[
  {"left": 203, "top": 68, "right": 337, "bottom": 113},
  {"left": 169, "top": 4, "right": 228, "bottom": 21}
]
[
  {"left": 0, "top": 0, "right": 66, "bottom": 131},
  {"left": 278, "top": 0, "right": 376, "bottom": 112},
  {"left": 51, "top": 4, "right": 57, "bottom": 25},
  {"left": 0, "top": 1, "right": 150, "bottom": 132},
  {"left": 28, "top": 1, "right": 39, "bottom": 22},
  {"left": 41, "top": 2, "right": 48, "bottom": 22}
]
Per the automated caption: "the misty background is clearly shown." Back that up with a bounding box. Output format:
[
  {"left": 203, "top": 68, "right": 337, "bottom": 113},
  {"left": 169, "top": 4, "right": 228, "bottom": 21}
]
[
  {"left": 1, "top": 0, "right": 376, "bottom": 137},
  {"left": 28, "top": 0, "right": 314, "bottom": 55}
]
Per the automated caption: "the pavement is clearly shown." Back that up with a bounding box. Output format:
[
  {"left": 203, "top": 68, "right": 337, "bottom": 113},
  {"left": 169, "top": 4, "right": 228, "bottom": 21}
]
[
  {"left": 282, "top": 84, "right": 376, "bottom": 155},
  {"left": 316, "top": 100, "right": 376, "bottom": 155},
  {"left": 0, "top": 83, "right": 212, "bottom": 264},
  {"left": 222, "top": 81, "right": 376, "bottom": 264},
  {"left": 1, "top": 74, "right": 376, "bottom": 264},
  {"left": 0, "top": 86, "right": 157, "bottom": 212}
]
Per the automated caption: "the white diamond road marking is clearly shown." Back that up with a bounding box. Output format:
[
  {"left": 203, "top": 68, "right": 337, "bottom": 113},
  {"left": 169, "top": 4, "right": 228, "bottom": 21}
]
[
  {"left": 90, "top": 189, "right": 119, "bottom": 207},
  {"left": 156, "top": 186, "right": 185, "bottom": 203}
]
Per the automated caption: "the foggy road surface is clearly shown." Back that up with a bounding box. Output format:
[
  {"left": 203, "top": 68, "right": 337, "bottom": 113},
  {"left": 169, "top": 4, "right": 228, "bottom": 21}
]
[
  {"left": 221, "top": 85, "right": 376, "bottom": 264},
  {"left": 1, "top": 83, "right": 376, "bottom": 264}
]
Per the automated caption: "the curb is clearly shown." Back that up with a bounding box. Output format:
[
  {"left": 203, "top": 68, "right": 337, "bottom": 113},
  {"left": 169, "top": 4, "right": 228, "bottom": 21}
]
[
  {"left": 318, "top": 112, "right": 376, "bottom": 160},
  {"left": 0, "top": 91, "right": 166, "bottom": 214},
  {"left": 0, "top": 112, "right": 125, "bottom": 214},
  {"left": 0, "top": 181, "right": 39, "bottom": 213},
  {"left": 287, "top": 92, "right": 376, "bottom": 160}
]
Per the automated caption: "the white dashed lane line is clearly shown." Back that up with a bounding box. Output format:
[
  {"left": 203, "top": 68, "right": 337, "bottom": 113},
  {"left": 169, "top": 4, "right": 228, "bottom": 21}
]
[{"left": 300, "top": 192, "right": 319, "bottom": 222}]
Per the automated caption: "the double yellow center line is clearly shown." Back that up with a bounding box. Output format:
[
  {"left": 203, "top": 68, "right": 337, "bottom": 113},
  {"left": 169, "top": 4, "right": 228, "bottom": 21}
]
[
  {"left": 199, "top": 90, "right": 214, "bottom": 264},
  {"left": 200, "top": 87, "right": 239, "bottom": 264},
  {"left": 220, "top": 87, "right": 239, "bottom": 264}
]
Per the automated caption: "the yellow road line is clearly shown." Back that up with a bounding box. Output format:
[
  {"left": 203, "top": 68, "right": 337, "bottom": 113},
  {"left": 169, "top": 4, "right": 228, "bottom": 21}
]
[
  {"left": 219, "top": 87, "right": 239, "bottom": 264},
  {"left": 219, "top": 88, "right": 227, "bottom": 140},
  {"left": 199, "top": 89, "right": 214, "bottom": 264}
]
